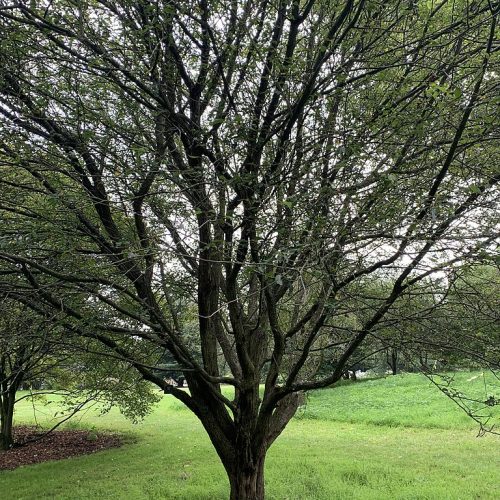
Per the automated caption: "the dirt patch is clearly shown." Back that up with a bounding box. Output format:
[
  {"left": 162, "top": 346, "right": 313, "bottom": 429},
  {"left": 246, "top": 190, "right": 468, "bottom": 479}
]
[{"left": 0, "top": 426, "right": 122, "bottom": 471}]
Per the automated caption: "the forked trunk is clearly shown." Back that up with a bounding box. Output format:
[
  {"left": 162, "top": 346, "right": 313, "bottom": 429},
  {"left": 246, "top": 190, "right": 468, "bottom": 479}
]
[{"left": 227, "top": 452, "right": 266, "bottom": 500}]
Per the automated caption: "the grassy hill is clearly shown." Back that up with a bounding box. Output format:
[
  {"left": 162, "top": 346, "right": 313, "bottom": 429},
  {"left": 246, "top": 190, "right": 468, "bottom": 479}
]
[
  {"left": 297, "top": 371, "right": 500, "bottom": 430},
  {"left": 2, "top": 371, "right": 499, "bottom": 499}
]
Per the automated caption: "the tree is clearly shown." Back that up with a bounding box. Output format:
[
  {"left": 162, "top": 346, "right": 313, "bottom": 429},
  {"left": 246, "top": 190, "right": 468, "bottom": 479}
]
[
  {"left": 0, "top": 300, "right": 55, "bottom": 449},
  {"left": 0, "top": 1, "right": 498, "bottom": 498},
  {"left": 0, "top": 296, "right": 160, "bottom": 450},
  {"left": 349, "top": 278, "right": 447, "bottom": 375},
  {"left": 0, "top": 298, "right": 87, "bottom": 450},
  {"left": 432, "top": 264, "right": 500, "bottom": 369},
  {"left": 332, "top": 269, "right": 500, "bottom": 377}
]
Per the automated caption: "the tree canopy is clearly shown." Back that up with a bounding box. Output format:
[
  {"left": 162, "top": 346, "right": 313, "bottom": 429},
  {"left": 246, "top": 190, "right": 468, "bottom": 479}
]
[{"left": 0, "top": 1, "right": 498, "bottom": 498}]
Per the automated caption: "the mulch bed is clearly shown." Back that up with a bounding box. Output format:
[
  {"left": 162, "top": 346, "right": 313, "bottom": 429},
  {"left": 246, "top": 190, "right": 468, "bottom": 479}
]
[{"left": 0, "top": 426, "right": 122, "bottom": 471}]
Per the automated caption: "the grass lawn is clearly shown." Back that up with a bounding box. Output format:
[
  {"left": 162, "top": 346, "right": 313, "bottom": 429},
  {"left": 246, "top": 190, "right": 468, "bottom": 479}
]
[{"left": 1, "top": 371, "right": 499, "bottom": 499}]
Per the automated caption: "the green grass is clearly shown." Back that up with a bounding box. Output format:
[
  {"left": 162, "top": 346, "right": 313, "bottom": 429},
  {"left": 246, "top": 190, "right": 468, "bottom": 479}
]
[
  {"left": 1, "top": 372, "right": 499, "bottom": 499},
  {"left": 297, "top": 371, "right": 500, "bottom": 430}
]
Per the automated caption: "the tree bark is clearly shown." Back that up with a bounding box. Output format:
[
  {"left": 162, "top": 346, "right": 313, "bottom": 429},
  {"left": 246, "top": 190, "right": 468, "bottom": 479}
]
[
  {"left": 387, "top": 348, "right": 398, "bottom": 376},
  {"left": 222, "top": 392, "right": 302, "bottom": 500},
  {"left": 227, "top": 452, "right": 266, "bottom": 500},
  {"left": 0, "top": 390, "right": 15, "bottom": 450}
]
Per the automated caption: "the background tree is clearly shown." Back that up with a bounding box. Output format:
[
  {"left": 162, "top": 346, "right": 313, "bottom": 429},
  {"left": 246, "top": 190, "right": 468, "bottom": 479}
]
[
  {"left": 0, "top": 1, "right": 498, "bottom": 498},
  {"left": 0, "top": 296, "right": 160, "bottom": 450},
  {"left": 0, "top": 300, "right": 60, "bottom": 450}
]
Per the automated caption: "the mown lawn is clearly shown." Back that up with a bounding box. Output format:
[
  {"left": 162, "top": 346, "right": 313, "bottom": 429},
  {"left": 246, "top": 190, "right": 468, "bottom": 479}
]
[{"left": 1, "top": 372, "right": 499, "bottom": 499}]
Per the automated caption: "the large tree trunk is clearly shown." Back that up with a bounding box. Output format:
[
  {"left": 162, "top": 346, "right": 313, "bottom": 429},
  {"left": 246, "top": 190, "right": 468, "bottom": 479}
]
[
  {"left": 222, "top": 392, "right": 302, "bottom": 500},
  {"left": 227, "top": 450, "right": 266, "bottom": 500}
]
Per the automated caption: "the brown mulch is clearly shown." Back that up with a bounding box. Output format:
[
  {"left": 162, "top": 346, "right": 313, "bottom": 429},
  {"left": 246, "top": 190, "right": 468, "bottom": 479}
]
[{"left": 0, "top": 426, "right": 122, "bottom": 471}]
